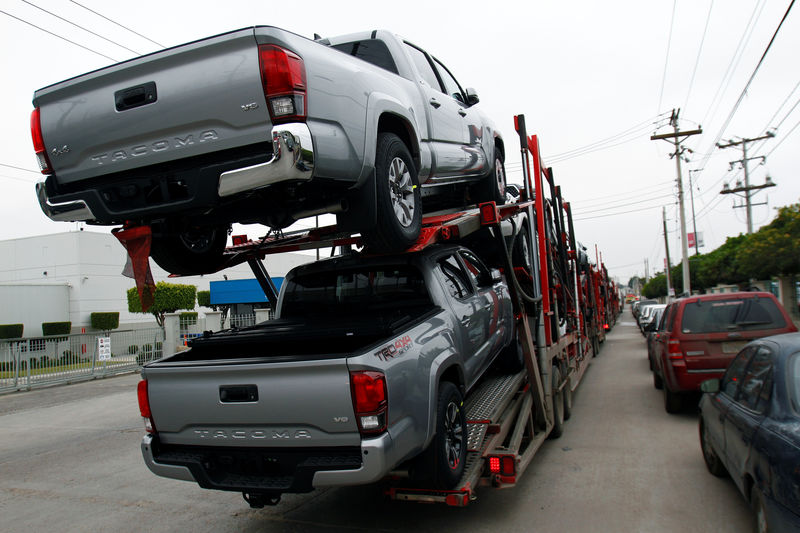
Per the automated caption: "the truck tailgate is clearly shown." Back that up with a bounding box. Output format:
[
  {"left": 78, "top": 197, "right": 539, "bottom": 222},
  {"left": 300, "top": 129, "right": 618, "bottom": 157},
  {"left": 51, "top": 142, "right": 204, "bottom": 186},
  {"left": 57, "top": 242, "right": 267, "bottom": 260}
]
[
  {"left": 34, "top": 28, "right": 270, "bottom": 184},
  {"left": 144, "top": 357, "right": 360, "bottom": 448}
]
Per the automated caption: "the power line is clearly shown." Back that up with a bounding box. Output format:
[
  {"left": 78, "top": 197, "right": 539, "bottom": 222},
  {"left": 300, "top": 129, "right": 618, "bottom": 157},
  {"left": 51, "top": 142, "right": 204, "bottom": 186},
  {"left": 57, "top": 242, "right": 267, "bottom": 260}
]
[
  {"left": 0, "top": 162, "right": 40, "bottom": 174},
  {"left": 0, "top": 9, "right": 117, "bottom": 61},
  {"left": 764, "top": 115, "right": 800, "bottom": 157},
  {"left": 683, "top": 0, "right": 715, "bottom": 116},
  {"left": 572, "top": 184, "right": 675, "bottom": 211},
  {"left": 573, "top": 203, "right": 666, "bottom": 222},
  {"left": 20, "top": 0, "right": 142, "bottom": 55},
  {"left": 699, "top": 0, "right": 794, "bottom": 171},
  {"left": 69, "top": 0, "right": 164, "bottom": 48},
  {"left": 657, "top": 0, "right": 678, "bottom": 114},
  {"left": 543, "top": 114, "right": 665, "bottom": 161},
  {"left": 572, "top": 194, "right": 675, "bottom": 216},
  {"left": 0, "top": 173, "right": 38, "bottom": 184}
]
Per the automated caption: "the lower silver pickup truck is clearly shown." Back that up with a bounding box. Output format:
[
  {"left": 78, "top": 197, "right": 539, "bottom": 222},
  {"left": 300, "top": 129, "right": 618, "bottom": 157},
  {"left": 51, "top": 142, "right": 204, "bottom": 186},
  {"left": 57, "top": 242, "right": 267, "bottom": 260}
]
[{"left": 137, "top": 244, "right": 520, "bottom": 505}]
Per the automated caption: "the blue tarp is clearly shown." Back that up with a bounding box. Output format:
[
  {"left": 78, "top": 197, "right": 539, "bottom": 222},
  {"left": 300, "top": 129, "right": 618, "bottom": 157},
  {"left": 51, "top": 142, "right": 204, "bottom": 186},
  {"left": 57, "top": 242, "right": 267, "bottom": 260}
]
[{"left": 209, "top": 278, "right": 284, "bottom": 305}]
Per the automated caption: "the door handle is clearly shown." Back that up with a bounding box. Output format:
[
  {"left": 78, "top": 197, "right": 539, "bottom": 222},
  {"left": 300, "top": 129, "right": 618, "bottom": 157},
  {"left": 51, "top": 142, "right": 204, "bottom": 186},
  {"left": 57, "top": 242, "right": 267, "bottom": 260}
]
[
  {"left": 458, "top": 108, "right": 467, "bottom": 117},
  {"left": 429, "top": 98, "right": 441, "bottom": 109}
]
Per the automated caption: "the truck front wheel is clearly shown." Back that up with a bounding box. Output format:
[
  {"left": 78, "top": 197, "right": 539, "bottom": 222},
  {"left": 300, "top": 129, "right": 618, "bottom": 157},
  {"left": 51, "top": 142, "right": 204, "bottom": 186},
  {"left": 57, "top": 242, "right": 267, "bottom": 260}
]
[{"left": 362, "top": 133, "right": 422, "bottom": 252}]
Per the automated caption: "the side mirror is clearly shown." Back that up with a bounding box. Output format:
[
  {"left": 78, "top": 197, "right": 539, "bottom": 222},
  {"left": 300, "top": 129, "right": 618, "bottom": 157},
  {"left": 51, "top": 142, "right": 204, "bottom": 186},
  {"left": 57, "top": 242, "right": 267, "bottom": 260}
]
[
  {"left": 700, "top": 378, "right": 720, "bottom": 394},
  {"left": 465, "top": 87, "right": 480, "bottom": 106}
]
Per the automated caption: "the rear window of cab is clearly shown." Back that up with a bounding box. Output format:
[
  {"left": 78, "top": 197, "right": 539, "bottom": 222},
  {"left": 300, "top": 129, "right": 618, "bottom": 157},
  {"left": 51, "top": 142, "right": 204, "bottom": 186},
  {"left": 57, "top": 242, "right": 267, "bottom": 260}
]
[{"left": 680, "top": 297, "right": 786, "bottom": 334}]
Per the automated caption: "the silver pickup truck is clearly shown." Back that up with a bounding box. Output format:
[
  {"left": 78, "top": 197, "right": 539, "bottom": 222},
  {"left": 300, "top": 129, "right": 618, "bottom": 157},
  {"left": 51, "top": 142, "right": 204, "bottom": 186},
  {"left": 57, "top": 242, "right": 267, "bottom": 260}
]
[
  {"left": 138, "top": 244, "right": 520, "bottom": 505},
  {"left": 32, "top": 27, "right": 506, "bottom": 274}
]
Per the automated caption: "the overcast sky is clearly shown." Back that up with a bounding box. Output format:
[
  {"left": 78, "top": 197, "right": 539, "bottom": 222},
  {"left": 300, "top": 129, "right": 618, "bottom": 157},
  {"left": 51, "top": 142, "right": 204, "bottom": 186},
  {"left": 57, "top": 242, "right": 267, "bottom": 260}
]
[{"left": 1, "top": 0, "right": 798, "bottom": 285}]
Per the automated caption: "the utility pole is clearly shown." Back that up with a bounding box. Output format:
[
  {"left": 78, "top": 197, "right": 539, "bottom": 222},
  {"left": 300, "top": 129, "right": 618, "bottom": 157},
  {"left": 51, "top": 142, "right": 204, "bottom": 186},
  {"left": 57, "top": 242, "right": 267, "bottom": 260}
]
[
  {"left": 662, "top": 207, "right": 672, "bottom": 303},
  {"left": 687, "top": 168, "right": 702, "bottom": 255},
  {"left": 651, "top": 109, "right": 702, "bottom": 295},
  {"left": 718, "top": 133, "right": 776, "bottom": 234}
]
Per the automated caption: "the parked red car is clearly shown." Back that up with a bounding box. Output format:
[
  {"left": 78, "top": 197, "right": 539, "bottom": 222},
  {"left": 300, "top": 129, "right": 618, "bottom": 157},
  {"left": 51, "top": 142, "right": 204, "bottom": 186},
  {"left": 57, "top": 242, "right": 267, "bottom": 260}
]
[{"left": 652, "top": 292, "right": 797, "bottom": 413}]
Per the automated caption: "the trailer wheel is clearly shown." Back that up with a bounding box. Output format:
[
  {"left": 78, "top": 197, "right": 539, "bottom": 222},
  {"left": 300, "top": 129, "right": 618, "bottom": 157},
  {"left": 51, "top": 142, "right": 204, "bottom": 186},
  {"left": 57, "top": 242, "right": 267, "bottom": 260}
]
[
  {"left": 549, "top": 368, "right": 565, "bottom": 439},
  {"left": 423, "top": 381, "right": 467, "bottom": 489},
  {"left": 563, "top": 376, "right": 573, "bottom": 420},
  {"left": 362, "top": 133, "right": 422, "bottom": 252},
  {"left": 150, "top": 223, "right": 229, "bottom": 275},
  {"left": 473, "top": 147, "right": 507, "bottom": 205}
]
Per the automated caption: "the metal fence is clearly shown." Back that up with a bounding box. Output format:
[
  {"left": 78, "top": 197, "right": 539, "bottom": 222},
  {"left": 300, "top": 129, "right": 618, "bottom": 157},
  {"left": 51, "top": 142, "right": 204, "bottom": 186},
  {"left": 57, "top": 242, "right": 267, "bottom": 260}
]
[
  {"left": 229, "top": 313, "right": 256, "bottom": 328},
  {"left": 0, "top": 327, "right": 164, "bottom": 394}
]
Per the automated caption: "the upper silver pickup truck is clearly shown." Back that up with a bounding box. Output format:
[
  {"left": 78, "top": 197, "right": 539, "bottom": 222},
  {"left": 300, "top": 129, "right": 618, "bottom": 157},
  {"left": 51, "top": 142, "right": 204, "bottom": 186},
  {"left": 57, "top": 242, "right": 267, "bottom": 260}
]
[
  {"left": 31, "top": 27, "right": 507, "bottom": 274},
  {"left": 138, "top": 243, "right": 520, "bottom": 505}
]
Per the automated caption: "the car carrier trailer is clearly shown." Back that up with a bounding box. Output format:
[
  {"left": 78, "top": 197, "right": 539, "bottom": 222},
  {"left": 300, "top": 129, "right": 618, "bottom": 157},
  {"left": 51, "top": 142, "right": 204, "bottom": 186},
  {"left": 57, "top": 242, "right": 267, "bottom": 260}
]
[{"left": 115, "top": 114, "right": 611, "bottom": 507}]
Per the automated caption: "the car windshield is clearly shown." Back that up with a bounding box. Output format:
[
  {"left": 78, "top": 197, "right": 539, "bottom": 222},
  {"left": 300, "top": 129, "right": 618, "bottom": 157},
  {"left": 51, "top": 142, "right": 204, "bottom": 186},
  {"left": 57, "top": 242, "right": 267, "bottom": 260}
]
[
  {"left": 681, "top": 297, "right": 787, "bottom": 334},
  {"left": 281, "top": 265, "right": 434, "bottom": 319}
]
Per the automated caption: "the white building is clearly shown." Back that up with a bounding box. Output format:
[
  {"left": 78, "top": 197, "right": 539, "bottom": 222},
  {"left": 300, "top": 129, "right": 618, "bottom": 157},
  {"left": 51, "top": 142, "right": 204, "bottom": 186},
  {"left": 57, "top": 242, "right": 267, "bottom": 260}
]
[{"left": 0, "top": 230, "right": 312, "bottom": 336}]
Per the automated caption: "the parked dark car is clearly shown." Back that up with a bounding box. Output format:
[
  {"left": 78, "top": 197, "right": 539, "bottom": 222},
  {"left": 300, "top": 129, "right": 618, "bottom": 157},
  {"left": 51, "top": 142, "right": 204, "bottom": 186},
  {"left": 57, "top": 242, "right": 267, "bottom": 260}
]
[
  {"left": 652, "top": 292, "right": 797, "bottom": 413},
  {"left": 698, "top": 332, "right": 800, "bottom": 533},
  {"left": 645, "top": 306, "right": 666, "bottom": 370}
]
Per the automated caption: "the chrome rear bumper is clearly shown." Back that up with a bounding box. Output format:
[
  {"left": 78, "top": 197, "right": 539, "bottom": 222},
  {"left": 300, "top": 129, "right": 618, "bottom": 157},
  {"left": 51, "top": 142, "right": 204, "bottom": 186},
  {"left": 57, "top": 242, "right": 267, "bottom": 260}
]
[
  {"left": 218, "top": 123, "right": 314, "bottom": 197},
  {"left": 36, "top": 180, "right": 96, "bottom": 222}
]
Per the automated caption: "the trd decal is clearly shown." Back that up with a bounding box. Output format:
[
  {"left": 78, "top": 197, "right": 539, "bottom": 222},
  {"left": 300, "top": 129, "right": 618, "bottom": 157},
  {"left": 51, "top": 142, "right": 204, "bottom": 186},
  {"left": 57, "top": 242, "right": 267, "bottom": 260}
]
[{"left": 374, "top": 335, "right": 413, "bottom": 361}]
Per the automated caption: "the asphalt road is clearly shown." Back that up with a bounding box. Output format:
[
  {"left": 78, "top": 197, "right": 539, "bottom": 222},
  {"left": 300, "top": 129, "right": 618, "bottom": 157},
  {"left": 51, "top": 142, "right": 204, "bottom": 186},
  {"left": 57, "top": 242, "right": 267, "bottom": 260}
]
[{"left": 0, "top": 309, "right": 755, "bottom": 533}]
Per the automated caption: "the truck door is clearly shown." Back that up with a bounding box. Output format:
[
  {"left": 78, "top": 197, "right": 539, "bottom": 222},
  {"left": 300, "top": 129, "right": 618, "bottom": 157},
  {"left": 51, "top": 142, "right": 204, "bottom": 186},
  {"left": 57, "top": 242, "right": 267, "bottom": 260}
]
[
  {"left": 431, "top": 57, "right": 488, "bottom": 177},
  {"left": 404, "top": 43, "right": 467, "bottom": 177},
  {"left": 435, "top": 253, "right": 488, "bottom": 386}
]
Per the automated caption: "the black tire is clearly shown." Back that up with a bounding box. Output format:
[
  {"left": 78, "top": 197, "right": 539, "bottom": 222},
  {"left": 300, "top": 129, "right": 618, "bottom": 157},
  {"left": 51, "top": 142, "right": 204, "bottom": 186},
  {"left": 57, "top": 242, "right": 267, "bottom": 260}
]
[
  {"left": 751, "top": 485, "right": 769, "bottom": 533},
  {"left": 699, "top": 418, "right": 728, "bottom": 477},
  {"left": 362, "top": 133, "right": 422, "bottom": 252},
  {"left": 512, "top": 225, "right": 532, "bottom": 271},
  {"left": 424, "top": 381, "right": 467, "bottom": 489},
  {"left": 563, "top": 376, "right": 573, "bottom": 420},
  {"left": 549, "top": 367, "right": 565, "bottom": 439},
  {"left": 664, "top": 385, "right": 683, "bottom": 414},
  {"left": 653, "top": 371, "right": 664, "bottom": 390},
  {"left": 473, "top": 147, "right": 507, "bottom": 205},
  {"left": 150, "top": 224, "right": 229, "bottom": 275},
  {"left": 497, "top": 334, "right": 525, "bottom": 373}
]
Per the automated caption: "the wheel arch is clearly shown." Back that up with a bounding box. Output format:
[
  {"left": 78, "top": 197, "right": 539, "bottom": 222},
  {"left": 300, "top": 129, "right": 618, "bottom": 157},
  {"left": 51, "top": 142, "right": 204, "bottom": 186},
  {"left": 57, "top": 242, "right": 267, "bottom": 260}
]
[{"left": 378, "top": 112, "right": 420, "bottom": 172}]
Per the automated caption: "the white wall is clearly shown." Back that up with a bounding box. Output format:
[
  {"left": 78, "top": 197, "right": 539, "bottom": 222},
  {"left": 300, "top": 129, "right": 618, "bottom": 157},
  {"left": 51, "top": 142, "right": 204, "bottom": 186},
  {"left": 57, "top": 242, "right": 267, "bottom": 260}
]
[
  {"left": 0, "top": 230, "right": 314, "bottom": 333},
  {"left": 0, "top": 284, "right": 69, "bottom": 337}
]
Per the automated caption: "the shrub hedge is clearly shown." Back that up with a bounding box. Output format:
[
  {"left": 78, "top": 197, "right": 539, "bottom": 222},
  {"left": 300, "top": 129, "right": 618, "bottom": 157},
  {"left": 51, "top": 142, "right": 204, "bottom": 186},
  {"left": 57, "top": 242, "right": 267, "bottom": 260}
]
[
  {"left": 90, "top": 312, "right": 119, "bottom": 331},
  {"left": 42, "top": 322, "right": 71, "bottom": 336},
  {"left": 0, "top": 324, "right": 23, "bottom": 339}
]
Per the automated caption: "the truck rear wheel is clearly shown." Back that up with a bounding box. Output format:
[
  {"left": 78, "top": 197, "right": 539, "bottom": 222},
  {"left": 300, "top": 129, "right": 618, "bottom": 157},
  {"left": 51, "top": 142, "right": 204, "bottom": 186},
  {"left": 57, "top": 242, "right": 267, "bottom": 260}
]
[
  {"left": 362, "top": 133, "right": 422, "bottom": 252},
  {"left": 473, "top": 148, "right": 507, "bottom": 206},
  {"left": 150, "top": 223, "right": 229, "bottom": 275},
  {"left": 424, "top": 381, "right": 466, "bottom": 489}
]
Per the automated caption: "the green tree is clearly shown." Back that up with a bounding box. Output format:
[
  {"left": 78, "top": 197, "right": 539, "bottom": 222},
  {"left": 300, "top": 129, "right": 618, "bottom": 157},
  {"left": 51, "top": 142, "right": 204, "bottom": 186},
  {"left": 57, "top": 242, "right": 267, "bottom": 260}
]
[
  {"left": 736, "top": 203, "right": 800, "bottom": 279},
  {"left": 643, "top": 273, "right": 667, "bottom": 299},
  {"left": 127, "top": 282, "right": 197, "bottom": 328}
]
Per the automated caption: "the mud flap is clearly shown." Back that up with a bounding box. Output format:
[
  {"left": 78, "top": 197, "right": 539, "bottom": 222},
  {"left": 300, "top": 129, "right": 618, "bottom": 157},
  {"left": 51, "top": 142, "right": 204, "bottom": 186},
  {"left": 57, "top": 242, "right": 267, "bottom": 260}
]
[
  {"left": 336, "top": 170, "right": 376, "bottom": 234},
  {"left": 113, "top": 226, "right": 156, "bottom": 312}
]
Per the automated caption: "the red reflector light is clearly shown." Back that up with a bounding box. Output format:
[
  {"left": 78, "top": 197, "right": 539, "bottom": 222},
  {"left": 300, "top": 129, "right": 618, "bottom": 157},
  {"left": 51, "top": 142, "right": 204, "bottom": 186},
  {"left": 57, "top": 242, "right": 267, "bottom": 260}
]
[
  {"left": 30, "top": 108, "right": 52, "bottom": 174},
  {"left": 231, "top": 234, "right": 248, "bottom": 246},
  {"left": 501, "top": 456, "right": 515, "bottom": 476},
  {"left": 479, "top": 202, "right": 499, "bottom": 225},
  {"left": 489, "top": 456, "right": 501, "bottom": 473},
  {"left": 258, "top": 44, "right": 306, "bottom": 123}
]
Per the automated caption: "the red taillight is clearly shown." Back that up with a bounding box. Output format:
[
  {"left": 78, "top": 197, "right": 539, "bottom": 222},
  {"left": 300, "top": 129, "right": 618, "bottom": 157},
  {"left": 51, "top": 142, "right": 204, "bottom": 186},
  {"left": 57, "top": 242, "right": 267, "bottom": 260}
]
[
  {"left": 231, "top": 234, "right": 248, "bottom": 246},
  {"left": 30, "top": 108, "right": 52, "bottom": 174},
  {"left": 488, "top": 455, "right": 515, "bottom": 476},
  {"left": 137, "top": 380, "right": 155, "bottom": 433},
  {"left": 489, "top": 456, "right": 501, "bottom": 473},
  {"left": 350, "top": 371, "right": 387, "bottom": 434},
  {"left": 668, "top": 339, "right": 683, "bottom": 360},
  {"left": 258, "top": 44, "right": 306, "bottom": 123},
  {"left": 479, "top": 202, "right": 499, "bottom": 225}
]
